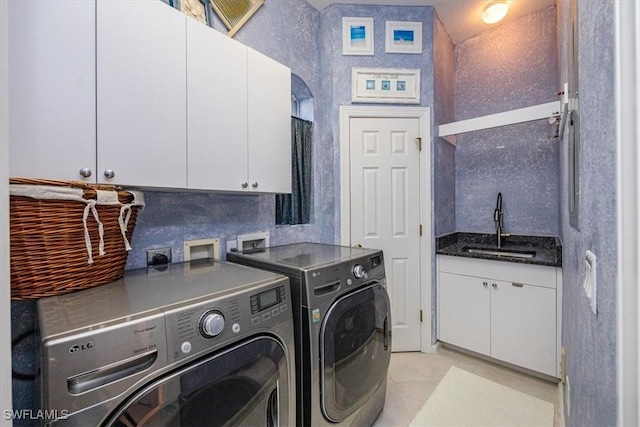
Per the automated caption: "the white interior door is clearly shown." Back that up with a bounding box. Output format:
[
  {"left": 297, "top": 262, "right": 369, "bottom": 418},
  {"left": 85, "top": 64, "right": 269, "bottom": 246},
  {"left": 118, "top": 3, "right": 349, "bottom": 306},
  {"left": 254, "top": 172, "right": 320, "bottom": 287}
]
[{"left": 348, "top": 117, "right": 422, "bottom": 352}]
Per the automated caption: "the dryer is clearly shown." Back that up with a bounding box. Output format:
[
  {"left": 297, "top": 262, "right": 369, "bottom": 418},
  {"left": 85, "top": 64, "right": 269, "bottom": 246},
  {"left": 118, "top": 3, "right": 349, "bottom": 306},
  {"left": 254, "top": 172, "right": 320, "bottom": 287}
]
[
  {"left": 227, "top": 242, "right": 391, "bottom": 427},
  {"left": 37, "top": 259, "right": 295, "bottom": 426}
]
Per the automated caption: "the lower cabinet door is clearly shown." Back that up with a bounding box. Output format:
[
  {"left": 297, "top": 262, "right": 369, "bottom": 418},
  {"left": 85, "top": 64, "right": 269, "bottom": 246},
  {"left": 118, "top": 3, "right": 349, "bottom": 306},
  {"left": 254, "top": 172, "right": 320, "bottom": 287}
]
[
  {"left": 490, "top": 280, "right": 557, "bottom": 376},
  {"left": 438, "top": 272, "right": 491, "bottom": 356}
]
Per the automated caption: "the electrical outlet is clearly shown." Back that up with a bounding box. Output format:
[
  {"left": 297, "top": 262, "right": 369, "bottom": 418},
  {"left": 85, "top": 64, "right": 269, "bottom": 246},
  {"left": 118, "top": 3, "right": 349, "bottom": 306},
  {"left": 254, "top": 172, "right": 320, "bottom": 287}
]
[{"left": 147, "top": 247, "right": 172, "bottom": 266}]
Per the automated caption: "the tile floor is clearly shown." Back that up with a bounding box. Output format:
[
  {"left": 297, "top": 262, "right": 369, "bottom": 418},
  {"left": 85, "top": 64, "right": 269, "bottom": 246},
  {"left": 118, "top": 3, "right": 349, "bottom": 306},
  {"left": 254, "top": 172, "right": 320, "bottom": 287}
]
[{"left": 373, "top": 346, "right": 561, "bottom": 427}]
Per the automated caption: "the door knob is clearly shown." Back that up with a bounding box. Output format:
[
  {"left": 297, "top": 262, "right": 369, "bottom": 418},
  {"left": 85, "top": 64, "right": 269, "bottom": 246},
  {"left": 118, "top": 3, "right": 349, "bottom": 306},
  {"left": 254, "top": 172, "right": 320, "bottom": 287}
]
[
  {"left": 103, "top": 169, "right": 115, "bottom": 179},
  {"left": 79, "top": 168, "right": 92, "bottom": 178}
]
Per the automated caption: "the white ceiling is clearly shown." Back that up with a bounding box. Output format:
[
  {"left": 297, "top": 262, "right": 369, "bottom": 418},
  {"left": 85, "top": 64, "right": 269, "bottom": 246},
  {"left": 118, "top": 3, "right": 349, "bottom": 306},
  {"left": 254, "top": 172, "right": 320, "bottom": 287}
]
[{"left": 305, "top": 0, "right": 556, "bottom": 43}]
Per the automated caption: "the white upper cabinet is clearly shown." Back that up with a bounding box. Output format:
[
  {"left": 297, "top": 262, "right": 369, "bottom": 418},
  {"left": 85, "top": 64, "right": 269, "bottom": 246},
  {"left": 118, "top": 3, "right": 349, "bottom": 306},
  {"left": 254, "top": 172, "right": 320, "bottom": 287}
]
[
  {"left": 96, "top": 0, "right": 187, "bottom": 188},
  {"left": 187, "top": 22, "right": 292, "bottom": 194},
  {"left": 186, "top": 19, "right": 248, "bottom": 192},
  {"left": 247, "top": 49, "right": 292, "bottom": 194},
  {"left": 9, "top": 0, "right": 290, "bottom": 192},
  {"left": 8, "top": 0, "right": 96, "bottom": 181}
]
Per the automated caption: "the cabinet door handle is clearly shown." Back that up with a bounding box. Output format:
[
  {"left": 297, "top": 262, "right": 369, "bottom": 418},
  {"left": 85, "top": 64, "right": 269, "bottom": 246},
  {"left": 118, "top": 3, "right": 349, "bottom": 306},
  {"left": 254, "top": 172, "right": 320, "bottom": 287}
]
[
  {"left": 492, "top": 283, "right": 497, "bottom": 289},
  {"left": 241, "top": 182, "right": 248, "bottom": 188},
  {"left": 482, "top": 281, "right": 488, "bottom": 287},
  {"left": 79, "top": 168, "right": 92, "bottom": 178},
  {"left": 512, "top": 282, "right": 524, "bottom": 288},
  {"left": 251, "top": 182, "right": 258, "bottom": 188},
  {"left": 104, "top": 169, "right": 115, "bottom": 179}
]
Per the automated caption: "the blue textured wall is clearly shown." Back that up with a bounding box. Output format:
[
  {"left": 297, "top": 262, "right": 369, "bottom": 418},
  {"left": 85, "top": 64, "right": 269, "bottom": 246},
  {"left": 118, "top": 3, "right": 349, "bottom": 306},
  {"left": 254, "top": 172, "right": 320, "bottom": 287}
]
[
  {"left": 433, "top": 12, "right": 455, "bottom": 237},
  {"left": 126, "top": 0, "right": 329, "bottom": 270},
  {"left": 454, "top": 6, "right": 560, "bottom": 237},
  {"left": 557, "top": 0, "right": 617, "bottom": 425},
  {"left": 10, "top": 301, "right": 38, "bottom": 427},
  {"left": 432, "top": 11, "right": 455, "bottom": 344},
  {"left": 317, "top": 4, "right": 435, "bottom": 243}
]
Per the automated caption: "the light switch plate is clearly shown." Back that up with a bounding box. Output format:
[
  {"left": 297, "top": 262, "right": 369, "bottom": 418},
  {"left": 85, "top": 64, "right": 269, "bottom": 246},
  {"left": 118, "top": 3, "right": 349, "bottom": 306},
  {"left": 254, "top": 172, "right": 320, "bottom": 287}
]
[{"left": 584, "top": 250, "right": 597, "bottom": 315}]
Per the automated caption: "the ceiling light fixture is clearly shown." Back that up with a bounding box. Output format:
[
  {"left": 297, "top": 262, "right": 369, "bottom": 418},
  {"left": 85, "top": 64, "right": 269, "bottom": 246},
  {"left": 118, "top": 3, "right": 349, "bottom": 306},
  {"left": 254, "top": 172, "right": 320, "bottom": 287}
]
[{"left": 482, "top": 0, "right": 509, "bottom": 24}]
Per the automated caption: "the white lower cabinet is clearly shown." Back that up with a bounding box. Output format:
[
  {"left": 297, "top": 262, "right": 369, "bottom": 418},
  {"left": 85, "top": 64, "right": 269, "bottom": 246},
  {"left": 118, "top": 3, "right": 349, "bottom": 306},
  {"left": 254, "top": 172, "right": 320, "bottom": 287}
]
[{"left": 437, "top": 255, "right": 560, "bottom": 377}]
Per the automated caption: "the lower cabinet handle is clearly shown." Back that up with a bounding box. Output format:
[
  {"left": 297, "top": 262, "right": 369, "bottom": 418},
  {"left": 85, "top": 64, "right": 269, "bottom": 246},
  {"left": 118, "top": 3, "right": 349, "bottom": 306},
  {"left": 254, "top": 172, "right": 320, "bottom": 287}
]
[
  {"left": 512, "top": 282, "right": 524, "bottom": 288},
  {"left": 492, "top": 283, "right": 497, "bottom": 289}
]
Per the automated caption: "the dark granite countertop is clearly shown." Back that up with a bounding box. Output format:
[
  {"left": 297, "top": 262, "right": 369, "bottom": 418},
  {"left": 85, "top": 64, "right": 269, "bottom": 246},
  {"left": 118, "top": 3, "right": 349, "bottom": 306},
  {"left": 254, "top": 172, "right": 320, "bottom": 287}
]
[{"left": 436, "top": 232, "right": 562, "bottom": 267}]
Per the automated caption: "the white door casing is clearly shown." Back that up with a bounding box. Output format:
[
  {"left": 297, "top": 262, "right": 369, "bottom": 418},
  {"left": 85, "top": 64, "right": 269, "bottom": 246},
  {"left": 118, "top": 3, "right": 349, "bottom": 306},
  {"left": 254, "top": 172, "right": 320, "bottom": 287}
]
[{"left": 340, "top": 106, "right": 432, "bottom": 353}]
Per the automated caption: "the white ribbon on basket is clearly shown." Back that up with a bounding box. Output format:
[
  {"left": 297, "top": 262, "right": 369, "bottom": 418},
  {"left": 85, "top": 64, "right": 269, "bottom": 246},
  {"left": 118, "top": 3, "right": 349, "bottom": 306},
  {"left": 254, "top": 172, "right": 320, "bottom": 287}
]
[
  {"left": 99, "top": 190, "right": 146, "bottom": 252},
  {"left": 82, "top": 200, "right": 104, "bottom": 264},
  {"left": 10, "top": 185, "right": 144, "bottom": 265}
]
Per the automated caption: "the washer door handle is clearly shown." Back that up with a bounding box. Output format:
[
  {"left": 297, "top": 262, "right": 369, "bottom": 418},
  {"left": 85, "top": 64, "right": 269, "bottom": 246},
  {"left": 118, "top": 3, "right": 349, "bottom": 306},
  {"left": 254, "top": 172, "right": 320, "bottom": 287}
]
[
  {"left": 67, "top": 350, "right": 157, "bottom": 395},
  {"left": 383, "top": 316, "right": 389, "bottom": 351}
]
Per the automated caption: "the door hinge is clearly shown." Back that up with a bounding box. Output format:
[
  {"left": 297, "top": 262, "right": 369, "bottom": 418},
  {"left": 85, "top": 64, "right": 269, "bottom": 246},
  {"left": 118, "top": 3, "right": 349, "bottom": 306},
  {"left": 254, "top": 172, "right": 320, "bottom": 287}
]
[
  {"left": 419, "top": 224, "right": 423, "bottom": 236},
  {"left": 420, "top": 310, "right": 423, "bottom": 322},
  {"left": 416, "top": 137, "right": 422, "bottom": 151}
]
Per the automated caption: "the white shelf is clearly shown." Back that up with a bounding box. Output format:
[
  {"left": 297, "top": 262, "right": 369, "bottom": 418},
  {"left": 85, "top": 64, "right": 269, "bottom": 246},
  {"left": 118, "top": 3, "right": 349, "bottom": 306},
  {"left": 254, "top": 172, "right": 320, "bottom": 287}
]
[{"left": 438, "top": 100, "right": 561, "bottom": 143}]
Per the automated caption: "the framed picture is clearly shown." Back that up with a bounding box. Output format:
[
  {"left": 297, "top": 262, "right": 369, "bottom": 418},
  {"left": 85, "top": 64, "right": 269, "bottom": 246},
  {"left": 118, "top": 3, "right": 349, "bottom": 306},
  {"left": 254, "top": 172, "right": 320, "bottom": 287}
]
[
  {"left": 385, "top": 21, "right": 422, "bottom": 54},
  {"left": 352, "top": 67, "right": 421, "bottom": 104},
  {"left": 169, "top": 0, "right": 211, "bottom": 26},
  {"left": 177, "top": 0, "right": 210, "bottom": 26},
  {"left": 342, "top": 17, "right": 374, "bottom": 56},
  {"left": 210, "top": 0, "right": 265, "bottom": 38}
]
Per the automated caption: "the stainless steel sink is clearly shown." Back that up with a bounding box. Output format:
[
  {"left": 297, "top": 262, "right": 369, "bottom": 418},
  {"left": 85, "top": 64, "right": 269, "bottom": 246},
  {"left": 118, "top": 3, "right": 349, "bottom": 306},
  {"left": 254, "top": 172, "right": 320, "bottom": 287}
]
[{"left": 463, "top": 247, "right": 536, "bottom": 259}]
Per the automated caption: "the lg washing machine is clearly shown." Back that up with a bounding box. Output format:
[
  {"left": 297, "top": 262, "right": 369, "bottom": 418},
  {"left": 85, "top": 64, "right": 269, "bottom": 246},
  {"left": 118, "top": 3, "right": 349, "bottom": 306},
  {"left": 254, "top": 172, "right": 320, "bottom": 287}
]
[
  {"left": 228, "top": 242, "right": 391, "bottom": 427},
  {"left": 37, "top": 259, "right": 295, "bottom": 426}
]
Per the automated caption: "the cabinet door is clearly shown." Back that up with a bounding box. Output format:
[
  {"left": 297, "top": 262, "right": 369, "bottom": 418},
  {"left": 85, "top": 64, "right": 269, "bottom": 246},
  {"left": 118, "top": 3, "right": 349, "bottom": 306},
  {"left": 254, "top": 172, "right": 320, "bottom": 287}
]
[
  {"left": 438, "top": 272, "right": 491, "bottom": 356},
  {"left": 96, "top": 0, "right": 187, "bottom": 188},
  {"left": 247, "top": 49, "right": 292, "bottom": 193},
  {"left": 9, "top": 0, "right": 96, "bottom": 181},
  {"left": 186, "top": 19, "right": 248, "bottom": 191},
  {"left": 490, "top": 280, "right": 557, "bottom": 376}
]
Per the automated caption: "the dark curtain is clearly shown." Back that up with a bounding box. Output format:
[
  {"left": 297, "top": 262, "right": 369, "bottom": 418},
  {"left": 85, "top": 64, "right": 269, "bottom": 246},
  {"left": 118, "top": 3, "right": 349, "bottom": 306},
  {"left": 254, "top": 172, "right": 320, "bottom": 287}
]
[{"left": 276, "top": 117, "right": 312, "bottom": 225}]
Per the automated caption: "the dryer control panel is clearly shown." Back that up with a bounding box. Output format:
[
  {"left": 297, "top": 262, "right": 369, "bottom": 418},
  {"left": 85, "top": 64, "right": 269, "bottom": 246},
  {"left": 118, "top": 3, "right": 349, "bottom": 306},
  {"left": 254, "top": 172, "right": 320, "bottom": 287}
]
[
  {"left": 304, "top": 251, "right": 386, "bottom": 306},
  {"left": 164, "top": 280, "right": 291, "bottom": 364}
]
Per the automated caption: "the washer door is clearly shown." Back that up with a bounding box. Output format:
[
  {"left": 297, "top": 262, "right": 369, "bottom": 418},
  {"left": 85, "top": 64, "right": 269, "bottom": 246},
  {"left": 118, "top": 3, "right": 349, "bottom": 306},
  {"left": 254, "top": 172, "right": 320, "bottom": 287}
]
[
  {"left": 105, "top": 337, "right": 288, "bottom": 427},
  {"left": 320, "top": 283, "right": 391, "bottom": 423}
]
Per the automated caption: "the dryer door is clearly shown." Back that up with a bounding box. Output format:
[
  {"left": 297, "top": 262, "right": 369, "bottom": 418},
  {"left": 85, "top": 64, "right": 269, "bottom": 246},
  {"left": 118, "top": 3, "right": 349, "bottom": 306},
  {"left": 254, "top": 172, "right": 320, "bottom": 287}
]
[
  {"left": 104, "top": 336, "right": 289, "bottom": 427},
  {"left": 320, "top": 283, "right": 391, "bottom": 423}
]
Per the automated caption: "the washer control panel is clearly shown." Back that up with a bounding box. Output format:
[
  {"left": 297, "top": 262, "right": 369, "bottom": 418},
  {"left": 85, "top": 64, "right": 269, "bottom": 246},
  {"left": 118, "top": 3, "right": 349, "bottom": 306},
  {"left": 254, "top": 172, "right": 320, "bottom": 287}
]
[
  {"left": 352, "top": 264, "right": 366, "bottom": 279},
  {"left": 164, "top": 280, "right": 290, "bottom": 363},
  {"left": 249, "top": 284, "right": 288, "bottom": 328},
  {"left": 199, "top": 310, "right": 225, "bottom": 338},
  {"left": 306, "top": 251, "right": 386, "bottom": 303}
]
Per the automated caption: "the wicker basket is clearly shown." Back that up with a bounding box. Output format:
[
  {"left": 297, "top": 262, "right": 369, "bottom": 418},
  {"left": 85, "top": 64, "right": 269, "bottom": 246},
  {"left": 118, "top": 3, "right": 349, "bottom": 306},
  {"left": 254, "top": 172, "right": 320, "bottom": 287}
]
[{"left": 9, "top": 178, "right": 144, "bottom": 300}]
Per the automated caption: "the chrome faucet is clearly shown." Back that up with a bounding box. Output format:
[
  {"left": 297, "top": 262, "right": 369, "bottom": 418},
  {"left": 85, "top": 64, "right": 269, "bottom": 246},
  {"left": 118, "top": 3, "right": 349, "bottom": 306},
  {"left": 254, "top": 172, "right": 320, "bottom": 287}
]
[{"left": 494, "top": 192, "right": 510, "bottom": 248}]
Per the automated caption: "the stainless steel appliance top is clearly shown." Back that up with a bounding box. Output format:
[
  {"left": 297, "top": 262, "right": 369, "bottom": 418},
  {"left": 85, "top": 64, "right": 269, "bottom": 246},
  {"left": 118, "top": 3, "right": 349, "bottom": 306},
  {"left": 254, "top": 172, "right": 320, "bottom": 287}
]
[
  {"left": 229, "top": 242, "right": 380, "bottom": 272},
  {"left": 38, "top": 259, "right": 287, "bottom": 339}
]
